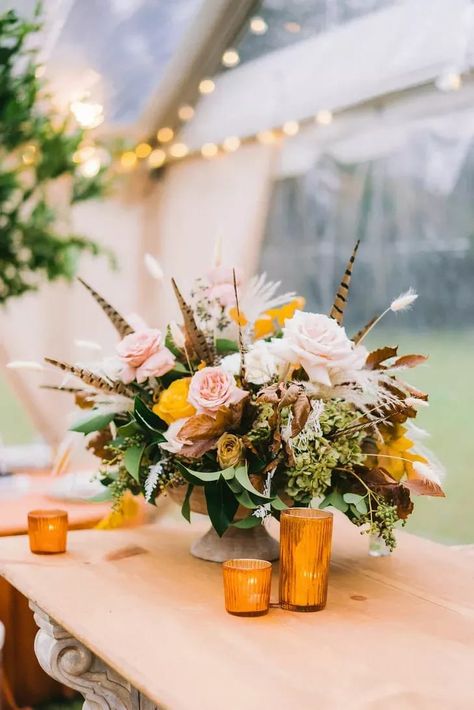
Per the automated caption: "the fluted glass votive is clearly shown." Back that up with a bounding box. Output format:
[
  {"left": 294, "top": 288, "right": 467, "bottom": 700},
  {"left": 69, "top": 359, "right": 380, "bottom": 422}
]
[
  {"left": 279, "top": 508, "right": 333, "bottom": 612},
  {"left": 28, "top": 509, "right": 68, "bottom": 554},
  {"left": 222, "top": 559, "right": 272, "bottom": 617}
]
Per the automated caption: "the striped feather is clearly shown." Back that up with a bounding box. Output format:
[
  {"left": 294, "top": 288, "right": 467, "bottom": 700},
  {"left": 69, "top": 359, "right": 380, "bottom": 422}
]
[
  {"left": 233, "top": 269, "right": 246, "bottom": 381},
  {"left": 352, "top": 314, "right": 378, "bottom": 344},
  {"left": 171, "top": 279, "right": 217, "bottom": 364},
  {"left": 78, "top": 278, "right": 134, "bottom": 337},
  {"left": 329, "top": 240, "right": 360, "bottom": 325},
  {"left": 44, "top": 358, "right": 132, "bottom": 397}
]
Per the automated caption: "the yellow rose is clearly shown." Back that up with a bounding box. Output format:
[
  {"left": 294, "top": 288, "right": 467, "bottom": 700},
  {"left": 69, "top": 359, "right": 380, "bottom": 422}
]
[
  {"left": 217, "top": 433, "right": 243, "bottom": 469},
  {"left": 153, "top": 378, "right": 196, "bottom": 425}
]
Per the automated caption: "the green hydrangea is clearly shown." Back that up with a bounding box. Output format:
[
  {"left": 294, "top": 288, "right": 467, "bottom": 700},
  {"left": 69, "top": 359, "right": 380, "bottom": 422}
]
[{"left": 284, "top": 400, "right": 365, "bottom": 501}]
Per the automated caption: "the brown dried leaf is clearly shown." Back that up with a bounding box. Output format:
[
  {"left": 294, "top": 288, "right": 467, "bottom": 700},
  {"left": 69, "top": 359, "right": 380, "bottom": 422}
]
[
  {"left": 401, "top": 382, "right": 429, "bottom": 401},
  {"left": 366, "top": 346, "right": 398, "bottom": 370},
  {"left": 403, "top": 478, "right": 445, "bottom": 498},
  {"left": 179, "top": 438, "right": 219, "bottom": 458},
  {"left": 291, "top": 393, "right": 312, "bottom": 437},
  {"left": 393, "top": 354, "right": 428, "bottom": 369},
  {"left": 177, "top": 400, "right": 247, "bottom": 441}
]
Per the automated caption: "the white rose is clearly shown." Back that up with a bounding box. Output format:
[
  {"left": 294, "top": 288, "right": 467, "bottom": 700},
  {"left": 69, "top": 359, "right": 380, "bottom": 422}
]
[
  {"left": 221, "top": 341, "right": 278, "bottom": 385},
  {"left": 159, "top": 418, "right": 191, "bottom": 454},
  {"left": 270, "top": 310, "right": 366, "bottom": 386}
]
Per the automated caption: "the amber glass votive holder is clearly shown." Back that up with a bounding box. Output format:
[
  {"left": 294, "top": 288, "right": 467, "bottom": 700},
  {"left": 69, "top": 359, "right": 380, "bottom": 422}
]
[
  {"left": 223, "top": 559, "right": 272, "bottom": 617},
  {"left": 279, "top": 508, "right": 333, "bottom": 612},
  {"left": 28, "top": 509, "right": 68, "bottom": 554}
]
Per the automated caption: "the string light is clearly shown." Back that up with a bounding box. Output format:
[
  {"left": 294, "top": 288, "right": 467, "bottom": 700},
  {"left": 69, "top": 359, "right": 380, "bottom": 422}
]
[
  {"left": 35, "top": 65, "right": 45, "bottom": 78},
  {"left": 70, "top": 100, "right": 104, "bottom": 129},
  {"left": 169, "top": 142, "right": 189, "bottom": 158},
  {"left": 135, "top": 142, "right": 152, "bottom": 159},
  {"left": 282, "top": 120, "right": 299, "bottom": 136},
  {"left": 72, "top": 145, "right": 96, "bottom": 164},
  {"left": 120, "top": 151, "right": 138, "bottom": 170},
  {"left": 435, "top": 70, "right": 462, "bottom": 92},
  {"left": 284, "top": 22, "right": 301, "bottom": 33},
  {"left": 22, "top": 145, "right": 37, "bottom": 165},
  {"left": 222, "top": 136, "right": 241, "bottom": 152},
  {"left": 199, "top": 78, "right": 215, "bottom": 95},
  {"left": 201, "top": 143, "right": 218, "bottom": 158},
  {"left": 222, "top": 49, "right": 240, "bottom": 68},
  {"left": 156, "top": 127, "right": 174, "bottom": 143},
  {"left": 250, "top": 16, "right": 268, "bottom": 35},
  {"left": 315, "top": 109, "right": 333, "bottom": 125},
  {"left": 178, "top": 104, "right": 194, "bottom": 121},
  {"left": 148, "top": 148, "right": 166, "bottom": 168},
  {"left": 78, "top": 156, "right": 101, "bottom": 178},
  {"left": 256, "top": 130, "right": 276, "bottom": 145}
]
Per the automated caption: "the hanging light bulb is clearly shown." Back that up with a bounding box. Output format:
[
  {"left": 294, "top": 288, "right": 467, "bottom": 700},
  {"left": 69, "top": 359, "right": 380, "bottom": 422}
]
[
  {"left": 169, "top": 142, "right": 189, "bottom": 159},
  {"left": 178, "top": 104, "right": 194, "bottom": 121},
  {"left": 120, "top": 151, "right": 138, "bottom": 170},
  {"left": 250, "top": 16, "right": 268, "bottom": 35},
  {"left": 256, "top": 130, "right": 276, "bottom": 145},
  {"left": 222, "top": 136, "right": 241, "bottom": 152},
  {"left": 135, "top": 142, "right": 152, "bottom": 159},
  {"left": 222, "top": 49, "right": 240, "bottom": 68},
  {"left": 22, "top": 145, "right": 37, "bottom": 165},
  {"left": 148, "top": 148, "right": 166, "bottom": 168},
  {"left": 79, "top": 156, "right": 101, "bottom": 178},
  {"left": 284, "top": 22, "right": 301, "bottom": 33},
  {"left": 201, "top": 143, "right": 218, "bottom": 158},
  {"left": 156, "top": 127, "right": 174, "bottom": 143},
  {"left": 70, "top": 100, "right": 104, "bottom": 129},
  {"left": 315, "top": 109, "right": 333, "bottom": 126},
  {"left": 199, "top": 78, "right": 215, "bottom": 95},
  {"left": 282, "top": 120, "right": 299, "bottom": 136}
]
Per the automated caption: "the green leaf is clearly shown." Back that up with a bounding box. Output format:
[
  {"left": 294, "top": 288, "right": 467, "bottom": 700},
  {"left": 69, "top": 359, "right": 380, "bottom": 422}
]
[
  {"left": 172, "top": 362, "right": 189, "bottom": 374},
  {"left": 134, "top": 397, "right": 165, "bottom": 439},
  {"left": 204, "top": 480, "right": 238, "bottom": 537},
  {"left": 177, "top": 463, "right": 221, "bottom": 486},
  {"left": 233, "top": 515, "right": 262, "bottom": 529},
  {"left": 181, "top": 484, "right": 194, "bottom": 523},
  {"left": 117, "top": 421, "right": 140, "bottom": 437},
  {"left": 230, "top": 485, "right": 260, "bottom": 510},
  {"left": 320, "top": 490, "right": 349, "bottom": 513},
  {"left": 70, "top": 411, "right": 114, "bottom": 435},
  {"left": 123, "top": 445, "right": 146, "bottom": 482},
  {"left": 343, "top": 493, "right": 368, "bottom": 514},
  {"left": 234, "top": 465, "right": 272, "bottom": 503},
  {"left": 270, "top": 496, "right": 289, "bottom": 511},
  {"left": 215, "top": 338, "right": 239, "bottom": 354}
]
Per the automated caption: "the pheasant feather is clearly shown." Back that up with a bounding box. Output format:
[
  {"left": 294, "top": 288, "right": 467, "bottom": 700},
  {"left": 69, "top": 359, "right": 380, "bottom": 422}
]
[
  {"left": 78, "top": 278, "right": 134, "bottom": 338},
  {"left": 329, "top": 240, "right": 360, "bottom": 325},
  {"left": 171, "top": 278, "right": 216, "bottom": 364},
  {"left": 352, "top": 314, "right": 378, "bottom": 344},
  {"left": 44, "top": 358, "right": 132, "bottom": 397}
]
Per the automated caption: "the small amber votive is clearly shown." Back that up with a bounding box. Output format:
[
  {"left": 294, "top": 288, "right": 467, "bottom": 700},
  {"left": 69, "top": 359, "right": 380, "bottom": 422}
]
[
  {"left": 28, "top": 509, "right": 68, "bottom": 554},
  {"left": 223, "top": 559, "right": 272, "bottom": 617},
  {"left": 279, "top": 508, "right": 333, "bottom": 612}
]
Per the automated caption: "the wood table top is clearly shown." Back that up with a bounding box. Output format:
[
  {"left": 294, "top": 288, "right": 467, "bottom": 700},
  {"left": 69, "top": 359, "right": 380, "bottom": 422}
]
[{"left": 0, "top": 514, "right": 472, "bottom": 710}]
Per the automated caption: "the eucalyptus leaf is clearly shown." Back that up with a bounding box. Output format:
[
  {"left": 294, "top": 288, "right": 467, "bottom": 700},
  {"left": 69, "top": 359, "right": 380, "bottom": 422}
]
[
  {"left": 320, "top": 490, "right": 349, "bottom": 513},
  {"left": 123, "top": 445, "right": 146, "bottom": 482},
  {"left": 343, "top": 493, "right": 363, "bottom": 504},
  {"left": 70, "top": 411, "right": 114, "bottom": 435}
]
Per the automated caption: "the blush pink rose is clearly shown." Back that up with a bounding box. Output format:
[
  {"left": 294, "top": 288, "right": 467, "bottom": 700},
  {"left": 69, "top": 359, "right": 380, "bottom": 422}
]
[
  {"left": 159, "top": 418, "right": 192, "bottom": 454},
  {"left": 188, "top": 366, "right": 247, "bottom": 415},
  {"left": 117, "top": 328, "right": 175, "bottom": 384},
  {"left": 271, "top": 311, "right": 367, "bottom": 387},
  {"left": 205, "top": 265, "right": 243, "bottom": 307}
]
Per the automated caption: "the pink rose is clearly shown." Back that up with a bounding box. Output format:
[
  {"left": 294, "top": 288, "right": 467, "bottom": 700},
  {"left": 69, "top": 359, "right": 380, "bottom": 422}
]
[
  {"left": 205, "top": 265, "right": 243, "bottom": 307},
  {"left": 117, "top": 328, "right": 175, "bottom": 384},
  {"left": 188, "top": 366, "right": 247, "bottom": 415},
  {"left": 271, "top": 311, "right": 367, "bottom": 387}
]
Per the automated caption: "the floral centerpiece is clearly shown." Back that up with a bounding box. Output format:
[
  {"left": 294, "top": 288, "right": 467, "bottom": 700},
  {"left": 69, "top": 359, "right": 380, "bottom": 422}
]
[{"left": 43, "top": 242, "right": 444, "bottom": 559}]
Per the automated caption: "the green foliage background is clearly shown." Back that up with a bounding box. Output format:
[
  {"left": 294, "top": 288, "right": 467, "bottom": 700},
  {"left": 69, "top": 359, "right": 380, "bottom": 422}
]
[{"left": 0, "top": 6, "right": 109, "bottom": 304}]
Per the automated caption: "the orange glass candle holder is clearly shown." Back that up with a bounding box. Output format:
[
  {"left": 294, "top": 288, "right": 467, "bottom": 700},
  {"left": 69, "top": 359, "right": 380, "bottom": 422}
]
[
  {"left": 223, "top": 559, "right": 272, "bottom": 617},
  {"left": 279, "top": 508, "right": 333, "bottom": 612},
  {"left": 28, "top": 509, "right": 68, "bottom": 554}
]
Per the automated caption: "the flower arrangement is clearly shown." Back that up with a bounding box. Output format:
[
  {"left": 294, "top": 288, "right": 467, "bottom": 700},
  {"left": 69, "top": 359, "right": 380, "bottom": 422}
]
[{"left": 44, "top": 242, "right": 444, "bottom": 550}]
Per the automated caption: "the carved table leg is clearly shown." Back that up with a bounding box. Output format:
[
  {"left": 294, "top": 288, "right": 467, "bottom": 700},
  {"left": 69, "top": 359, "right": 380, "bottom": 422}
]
[{"left": 30, "top": 602, "right": 159, "bottom": 709}]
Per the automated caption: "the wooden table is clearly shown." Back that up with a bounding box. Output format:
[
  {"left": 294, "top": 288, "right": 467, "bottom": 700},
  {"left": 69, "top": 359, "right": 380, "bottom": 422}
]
[
  {"left": 0, "top": 515, "right": 473, "bottom": 709},
  {"left": 0, "top": 473, "right": 114, "bottom": 707}
]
